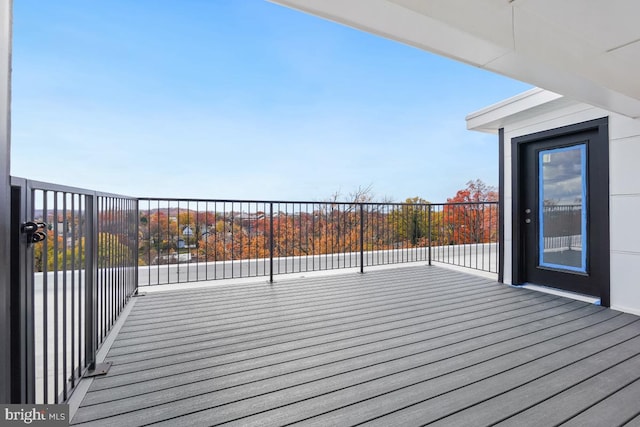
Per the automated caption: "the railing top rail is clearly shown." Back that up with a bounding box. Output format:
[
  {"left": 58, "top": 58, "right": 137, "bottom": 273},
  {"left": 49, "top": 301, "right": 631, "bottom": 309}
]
[
  {"left": 137, "top": 196, "right": 498, "bottom": 207},
  {"left": 138, "top": 197, "right": 342, "bottom": 204},
  {"left": 11, "top": 176, "right": 137, "bottom": 200},
  {"left": 13, "top": 177, "right": 497, "bottom": 208}
]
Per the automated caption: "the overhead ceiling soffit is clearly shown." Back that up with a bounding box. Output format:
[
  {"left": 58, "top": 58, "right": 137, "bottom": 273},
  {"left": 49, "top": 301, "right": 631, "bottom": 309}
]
[
  {"left": 273, "top": 0, "right": 511, "bottom": 67},
  {"left": 271, "top": 0, "right": 640, "bottom": 118}
]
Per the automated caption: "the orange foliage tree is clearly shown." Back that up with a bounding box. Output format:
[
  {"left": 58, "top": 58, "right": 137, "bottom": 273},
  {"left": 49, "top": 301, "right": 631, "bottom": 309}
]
[
  {"left": 442, "top": 179, "right": 498, "bottom": 244},
  {"left": 137, "top": 183, "right": 499, "bottom": 266}
]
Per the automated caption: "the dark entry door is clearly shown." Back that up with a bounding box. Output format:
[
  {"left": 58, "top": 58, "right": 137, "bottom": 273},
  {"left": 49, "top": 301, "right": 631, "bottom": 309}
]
[{"left": 513, "top": 118, "right": 610, "bottom": 305}]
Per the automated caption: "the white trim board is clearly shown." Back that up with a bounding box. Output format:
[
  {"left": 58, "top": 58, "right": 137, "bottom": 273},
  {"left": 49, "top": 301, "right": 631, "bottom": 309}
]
[{"left": 520, "top": 283, "right": 600, "bottom": 305}]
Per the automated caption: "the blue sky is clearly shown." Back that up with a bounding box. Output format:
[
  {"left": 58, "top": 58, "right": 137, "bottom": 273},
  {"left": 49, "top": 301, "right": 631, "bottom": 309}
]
[{"left": 10, "top": 0, "right": 531, "bottom": 202}]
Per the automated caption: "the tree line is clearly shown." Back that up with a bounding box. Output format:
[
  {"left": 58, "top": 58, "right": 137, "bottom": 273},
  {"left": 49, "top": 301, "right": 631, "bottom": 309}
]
[
  {"left": 32, "top": 180, "right": 498, "bottom": 270},
  {"left": 138, "top": 179, "right": 498, "bottom": 266}
]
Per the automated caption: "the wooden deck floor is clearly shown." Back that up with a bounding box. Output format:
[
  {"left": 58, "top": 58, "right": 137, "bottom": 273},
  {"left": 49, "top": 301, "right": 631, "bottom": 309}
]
[{"left": 71, "top": 266, "right": 640, "bottom": 426}]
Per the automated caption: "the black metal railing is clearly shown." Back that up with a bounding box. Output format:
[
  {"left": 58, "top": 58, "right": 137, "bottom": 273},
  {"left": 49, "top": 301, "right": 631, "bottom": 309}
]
[
  {"left": 10, "top": 177, "right": 137, "bottom": 404},
  {"left": 430, "top": 202, "right": 499, "bottom": 272},
  {"left": 9, "top": 178, "right": 498, "bottom": 405},
  {"left": 138, "top": 198, "right": 499, "bottom": 285}
]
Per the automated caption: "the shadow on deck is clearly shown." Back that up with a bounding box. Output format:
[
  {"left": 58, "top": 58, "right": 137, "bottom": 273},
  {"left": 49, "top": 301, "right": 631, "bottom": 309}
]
[{"left": 71, "top": 266, "right": 640, "bottom": 426}]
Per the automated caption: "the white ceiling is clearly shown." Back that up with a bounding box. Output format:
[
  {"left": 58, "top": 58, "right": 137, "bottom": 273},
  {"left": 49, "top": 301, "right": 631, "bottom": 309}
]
[{"left": 271, "top": 0, "right": 640, "bottom": 119}]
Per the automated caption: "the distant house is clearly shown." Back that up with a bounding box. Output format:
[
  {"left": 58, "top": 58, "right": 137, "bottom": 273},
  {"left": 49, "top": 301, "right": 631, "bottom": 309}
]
[
  {"left": 180, "top": 226, "right": 196, "bottom": 248},
  {"left": 152, "top": 253, "right": 191, "bottom": 265}
]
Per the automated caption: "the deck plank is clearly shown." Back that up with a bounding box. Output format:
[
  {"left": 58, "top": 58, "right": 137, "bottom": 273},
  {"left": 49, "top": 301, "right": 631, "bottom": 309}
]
[
  {"left": 70, "top": 266, "right": 640, "bottom": 426},
  {"left": 80, "top": 301, "right": 597, "bottom": 408},
  {"left": 491, "top": 354, "right": 640, "bottom": 426},
  {"left": 559, "top": 378, "right": 640, "bottom": 427},
  {"left": 107, "top": 283, "right": 508, "bottom": 355},
  {"left": 74, "top": 302, "right": 598, "bottom": 423},
  {"left": 185, "top": 316, "right": 640, "bottom": 427},
  {"left": 95, "top": 291, "right": 554, "bottom": 382},
  {"left": 88, "top": 292, "right": 563, "bottom": 389}
]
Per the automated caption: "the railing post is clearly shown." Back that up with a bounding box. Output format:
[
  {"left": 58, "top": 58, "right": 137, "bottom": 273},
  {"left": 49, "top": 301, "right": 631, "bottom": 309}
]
[
  {"left": 84, "top": 194, "right": 98, "bottom": 371},
  {"left": 134, "top": 198, "right": 139, "bottom": 295},
  {"left": 9, "top": 178, "right": 35, "bottom": 403},
  {"left": 428, "top": 204, "right": 432, "bottom": 266},
  {"left": 269, "top": 202, "right": 274, "bottom": 283},
  {"left": 359, "top": 204, "right": 364, "bottom": 274}
]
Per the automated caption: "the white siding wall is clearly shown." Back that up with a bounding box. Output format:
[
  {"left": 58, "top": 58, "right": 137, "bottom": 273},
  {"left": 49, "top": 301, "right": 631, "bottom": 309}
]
[
  {"left": 608, "top": 114, "right": 640, "bottom": 315},
  {"left": 502, "top": 105, "right": 640, "bottom": 315}
]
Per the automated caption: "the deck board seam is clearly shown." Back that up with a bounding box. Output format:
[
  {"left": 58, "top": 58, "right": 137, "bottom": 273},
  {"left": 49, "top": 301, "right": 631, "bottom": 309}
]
[
  {"left": 131, "top": 279, "right": 498, "bottom": 314},
  {"left": 417, "top": 329, "right": 640, "bottom": 427},
  {"left": 494, "top": 356, "right": 640, "bottom": 426},
  {"left": 90, "top": 299, "right": 583, "bottom": 391},
  {"left": 119, "top": 318, "right": 638, "bottom": 427},
  {"left": 241, "top": 317, "right": 639, "bottom": 427},
  {"left": 117, "top": 281, "right": 511, "bottom": 332},
  {"left": 124, "top": 276, "right": 495, "bottom": 320},
  {"left": 134, "top": 267, "right": 468, "bottom": 303},
  {"left": 69, "top": 267, "right": 639, "bottom": 427},
  {"left": 103, "top": 294, "right": 567, "bottom": 365},
  {"left": 109, "top": 290, "right": 517, "bottom": 350},
  {"left": 107, "top": 289, "right": 540, "bottom": 351},
  {"left": 113, "top": 287, "right": 515, "bottom": 342},
  {"left": 81, "top": 304, "right": 606, "bottom": 409}
]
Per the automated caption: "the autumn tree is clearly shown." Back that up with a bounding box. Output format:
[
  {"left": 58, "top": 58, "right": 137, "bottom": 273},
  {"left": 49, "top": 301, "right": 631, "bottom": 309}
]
[
  {"left": 138, "top": 210, "right": 179, "bottom": 265},
  {"left": 97, "top": 232, "right": 135, "bottom": 268},
  {"left": 443, "top": 179, "right": 498, "bottom": 244},
  {"left": 388, "top": 197, "right": 431, "bottom": 246},
  {"left": 197, "top": 217, "right": 270, "bottom": 262},
  {"left": 34, "top": 231, "right": 132, "bottom": 272},
  {"left": 318, "top": 185, "right": 379, "bottom": 254}
]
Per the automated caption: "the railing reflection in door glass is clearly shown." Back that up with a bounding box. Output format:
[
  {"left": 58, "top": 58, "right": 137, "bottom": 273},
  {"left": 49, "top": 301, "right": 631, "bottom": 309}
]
[{"left": 138, "top": 199, "right": 499, "bottom": 286}]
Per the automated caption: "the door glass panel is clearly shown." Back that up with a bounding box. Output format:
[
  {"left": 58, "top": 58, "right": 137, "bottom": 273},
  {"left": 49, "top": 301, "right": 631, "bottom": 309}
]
[{"left": 539, "top": 144, "right": 587, "bottom": 272}]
